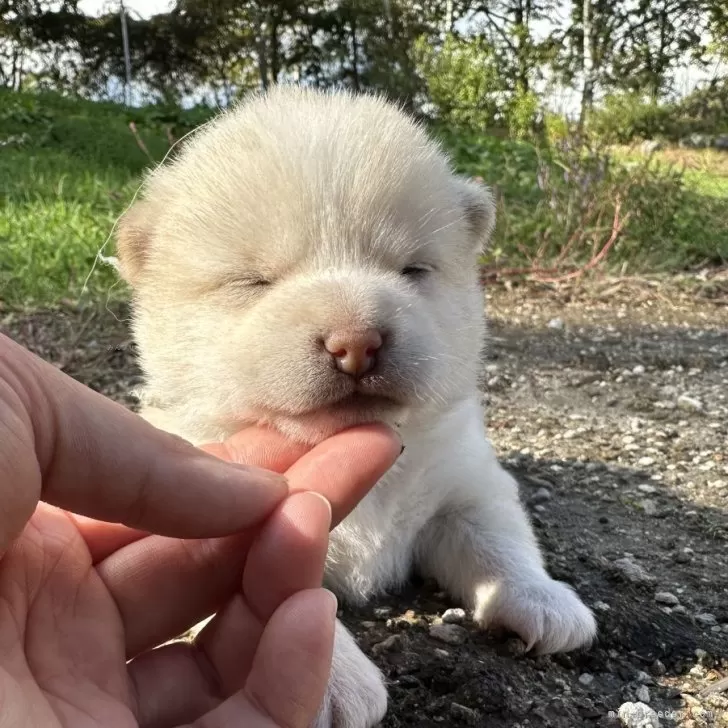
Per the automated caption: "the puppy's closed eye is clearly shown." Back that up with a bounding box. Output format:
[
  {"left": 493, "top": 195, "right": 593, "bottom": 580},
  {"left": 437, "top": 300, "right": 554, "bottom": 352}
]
[
  {"left": 225, "top": 275, "right": 273, "bottom": 289},
  {"left": 400, "top": 263, "right": 434, "bottom": 279}
]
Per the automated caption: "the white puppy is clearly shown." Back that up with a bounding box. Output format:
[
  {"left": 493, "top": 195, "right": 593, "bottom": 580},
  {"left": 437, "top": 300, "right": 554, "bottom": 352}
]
[{"left": 115, "top": 86, "right": 596, "bottom": 728}]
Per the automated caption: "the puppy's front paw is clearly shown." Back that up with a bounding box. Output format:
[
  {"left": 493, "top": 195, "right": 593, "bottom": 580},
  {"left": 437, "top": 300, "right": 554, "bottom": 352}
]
[
  {"left": 312, "top": 620, "right": 387, "bottom": 728},
  {"left": 475, "top": 577, "right": 597, "bottom": 654}
]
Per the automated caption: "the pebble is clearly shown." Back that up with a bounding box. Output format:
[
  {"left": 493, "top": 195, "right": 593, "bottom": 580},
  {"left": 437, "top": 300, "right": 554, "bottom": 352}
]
[
  {"left": 434, "top": 648, "right": 450, "bottom": 658},
  {"left": 637, "top": 484, "right": 657, "bottom": 494},
  {"left": 371, "top": 634, "right": 403, "bottom": 656},
  {"left": 373, "top": 606, "right": 392, "bottom": 618},
  {"left": 429, "top": 623, "right": 468, "bottom": 645},
  {"left": 547, "top": 317, "right": 564, "bottom": 330},
  {"left": 650, "top": 659, "right": 666, "bottom": 676},
  {"left": 637, "top": 456, "right": 655, "bottom": 467},
  {"left": 696, "top": 613, "right": 717, "bottom": 627},
  {"left": 442, "top": 608, "right": 466, "bottom": 624},
  {"left": 617, "top": 701, "right": 660, "bottom": 727},
  {"left": 594, "top": 600, "right": 611, "bottom": 611},
  {"left": 578, "top": 673, "right": 594, "bottom": 686},
  {"left": 636, "top": 671, "right": 654, "bottom": 685},
  {"left": 654, "top": 591, "right": 679, "bottom": 606},
  {"left": 614, "top": 557, "right": 654, "bottom": 583},
  {"left": 675, "top": 548, "right": 694, "bottom": 564},
  {"left": 639, "top": 499, "right": 658, "bottom": 516},
  {"left": 635, "top": 685, "right": 651, "bottom": 704},
  {"left": 677, "top": 394, "right": 703, "bottom": 412},
  {"left": 529, "top": 486, "right": 552, "bottom": 504},
  {"left": 632, "top": 364, "right": 645, "bottom": 375},
  {"left": 450, "top": 702, "right": 478, "bottom": 724}
]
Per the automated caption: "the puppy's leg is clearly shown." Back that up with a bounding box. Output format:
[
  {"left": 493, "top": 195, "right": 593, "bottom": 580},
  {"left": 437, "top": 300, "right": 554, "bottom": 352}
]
[
  {"left": 416, "top": 442, "right": 596, "bottom": 655},
  {"left": 313, "top": 619, "right": 387, "bottom": 728}
]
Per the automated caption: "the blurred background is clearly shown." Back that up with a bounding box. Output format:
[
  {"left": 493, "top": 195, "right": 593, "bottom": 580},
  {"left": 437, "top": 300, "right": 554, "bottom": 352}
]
[{"left": 1, "top": 0, "right": 727, "bottom": 307}]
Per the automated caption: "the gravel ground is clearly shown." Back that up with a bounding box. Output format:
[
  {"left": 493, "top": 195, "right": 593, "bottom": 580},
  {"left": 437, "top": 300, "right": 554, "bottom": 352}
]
[{"left": 2, "top": 277, "right": 727, "bottom": 728}]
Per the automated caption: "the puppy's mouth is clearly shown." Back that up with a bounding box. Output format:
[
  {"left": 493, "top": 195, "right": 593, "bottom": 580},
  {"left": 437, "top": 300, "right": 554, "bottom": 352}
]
[
  {"left": 247, "top": 387, "right": 407, "bottom": 441},
  {"left": 322, "top": 391, "right": 402, "bottom": 414}
]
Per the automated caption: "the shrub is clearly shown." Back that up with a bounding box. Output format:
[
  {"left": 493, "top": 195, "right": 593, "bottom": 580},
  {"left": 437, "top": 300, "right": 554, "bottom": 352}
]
[
  {"left": 434, "top": 125, "right": 728, "bottom": 272},
  {"left": 588, "top": 92, "right": 675, "bottom": 143}
]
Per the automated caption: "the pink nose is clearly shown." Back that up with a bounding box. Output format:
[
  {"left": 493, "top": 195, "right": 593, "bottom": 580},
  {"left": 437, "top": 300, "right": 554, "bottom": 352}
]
[{"left": 324, "top": 328, "right": 383, "bottom": 377}]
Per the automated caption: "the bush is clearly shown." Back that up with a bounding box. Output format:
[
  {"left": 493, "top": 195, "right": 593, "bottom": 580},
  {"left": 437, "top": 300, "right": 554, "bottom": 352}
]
[
  {"left": 434, "top": 125, "right": 728, "bottom": 271},
  {"left": 413, "top": 34, "right": 504, "bottom": 132},
  {"left": 588, "top": 92, "right": 675, "bottom": 143}
]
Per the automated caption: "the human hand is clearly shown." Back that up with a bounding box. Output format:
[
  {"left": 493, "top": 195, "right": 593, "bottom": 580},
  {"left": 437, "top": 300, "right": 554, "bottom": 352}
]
[{"left": 0, "top": 333, "right": 401, "bottom": 727}]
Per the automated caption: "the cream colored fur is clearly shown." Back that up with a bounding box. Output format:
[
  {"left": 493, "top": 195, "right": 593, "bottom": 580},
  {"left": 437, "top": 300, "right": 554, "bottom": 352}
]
[{"left": 116, "top": 86, "right": 597, "bottom": 728}]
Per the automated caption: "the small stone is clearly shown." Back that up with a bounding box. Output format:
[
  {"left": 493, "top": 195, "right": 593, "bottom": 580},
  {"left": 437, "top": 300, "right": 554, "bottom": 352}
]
[
  {"left": 677, "top": 394, "right": 703, "bottom": 412},
  {"left": 371, "top": 634, "right": 403, "bottom": 656},
  {"left": 548, "top": 317, "right": 564, "bottom": 330},
  {"left": 360, "top": 621, "right": 377, "bottom": 629},
  {"left": 638, "top": 484, "right": 657, "bottom": 495},
  {"left": 450, "top": 702, "right": 478, "bottom": 724},
  {"left": 373, "top": 607, "right": 392, "bottom": 618},
  {"left": 635, "top": 685, "right": 651, "bottom": 704},
  {"left": 578, "top": 673, "right": 595, "bottom": 686},
  {"left": 429, "top": 623, "right": 468, "bottom": 645},
  {"left": 617, "top": 701, "right": 660, "bottom": 727},
  {"left": 650, "top": 659, "right": 666, "bottom": 676},
  {"left": 529, "top": 486, "right": 552, "bottom": 505},
  {"left": 636, "top": 671, "right": 654, "bottom": 685},
  {"left": 433, "top": 648, "right": 450, "bottom": 658},
  {"left": 614, "top": 557, "right": 654, "bottom": 583},
  {"left": 696, "top": 613, "right": 717, "bottom": 627},
  {"left": 639, "top": 499, "right": 658, "bottom": 516},
  {"left": 654, "top": 591, "right": 679, "bottom": 606},
  {"left": 442, "top": 608, "right": 466, "bottom": 624},
  {"left": 594, "top": 601, "right": 611, "bottom": 612},
  {"left": 695, "top": 648, "right": 714, "bottom": 667},
  {"left": 637, "top": 456, "right": 655, "bottom": 467},
  {"left": 632, "top": 365, "right": 646, "bottom": 375},
  {"left": 675, "top": 548, "right": 694, "bottom": 564},
  {"left": 501, "top": 637, "right": 526, "bottom": 657}
]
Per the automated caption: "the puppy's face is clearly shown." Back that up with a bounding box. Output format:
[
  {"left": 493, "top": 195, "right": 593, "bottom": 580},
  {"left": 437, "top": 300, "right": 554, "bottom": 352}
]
[{"left": 117, "top": 88, "right": 494, "bottom": 444}]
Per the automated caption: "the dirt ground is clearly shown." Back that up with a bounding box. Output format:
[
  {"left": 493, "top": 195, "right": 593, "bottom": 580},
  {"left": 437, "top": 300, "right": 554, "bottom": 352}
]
[{"left": 2, "top": 276, "right": 727, "bottom": 728}]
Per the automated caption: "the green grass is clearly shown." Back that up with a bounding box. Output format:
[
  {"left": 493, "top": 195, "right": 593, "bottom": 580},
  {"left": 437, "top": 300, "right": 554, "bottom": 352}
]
[
  {"left": 0, "top": 89, "right": 212, "bottom": 307},
  {"left": 1, "top": 89, "right": 727, "bottom": 308}
]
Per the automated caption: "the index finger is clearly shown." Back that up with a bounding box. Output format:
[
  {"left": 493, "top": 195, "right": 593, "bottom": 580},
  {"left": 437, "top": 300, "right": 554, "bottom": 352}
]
[
  {"left": 0, "top": 333, "right": 288, "bottom": 549},
  {"left": 76, "top": 426, "right": 312, "bottom": 562}
]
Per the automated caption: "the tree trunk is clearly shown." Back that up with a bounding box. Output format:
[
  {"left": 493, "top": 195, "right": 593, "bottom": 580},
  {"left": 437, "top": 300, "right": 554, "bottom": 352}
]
[
  {"left": 514, "top": 0, "right": 529, "bottom": 94},
  {"left": 351, "top": 10, "right": 360, "bottom": 92},
  {"left": 269, "top": 11, "right": 280, "bottom": 85},
  {"left": 579, "top": 0, "right": 595, "bottom": 131},
  {"left": 444, "top": 0, "right": 453, "bottom": 36}
]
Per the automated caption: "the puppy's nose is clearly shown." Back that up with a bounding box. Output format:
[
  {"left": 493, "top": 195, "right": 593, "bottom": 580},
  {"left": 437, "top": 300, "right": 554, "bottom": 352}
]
[{"left": 324, "top": 328, "right": 383, "bottom": 377}]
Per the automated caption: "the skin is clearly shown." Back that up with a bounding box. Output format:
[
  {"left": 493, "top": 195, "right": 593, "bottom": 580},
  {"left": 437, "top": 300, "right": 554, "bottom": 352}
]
[{"left": 0, "top": 333, "right": 401, "bottom": 728}]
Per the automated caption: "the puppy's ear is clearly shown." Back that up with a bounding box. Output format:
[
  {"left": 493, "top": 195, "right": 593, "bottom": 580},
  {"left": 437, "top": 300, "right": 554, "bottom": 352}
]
[
  {"left": 455, "top": 176, "right": 496, "bottom": 252},
  {"left": 115, "top": 199, "right": 154, "bottom": 286}
]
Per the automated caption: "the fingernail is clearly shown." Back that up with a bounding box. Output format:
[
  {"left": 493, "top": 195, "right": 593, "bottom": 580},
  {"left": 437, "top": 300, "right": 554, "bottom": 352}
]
[
  {"left": 302, "top": 491, "right": 333, "bottom": 523},
  {"left": 322, "top": 588, "right": 338, "bottom": 617}
]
